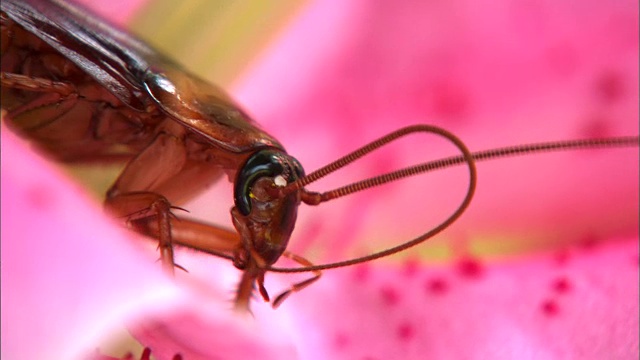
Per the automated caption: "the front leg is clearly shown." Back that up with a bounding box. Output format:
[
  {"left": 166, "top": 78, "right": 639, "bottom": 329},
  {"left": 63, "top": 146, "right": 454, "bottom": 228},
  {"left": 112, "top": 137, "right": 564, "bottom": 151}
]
[
  {"left": 271, "top": 252, "right": 322, "bottom": 308},
  {"left": 130, "top": 212, "right": 242, "bottom": 262},
  {"left": 105, "top": 130, "right": 239, "bottom": 274},
  {"left": 106, "top": 191, "right": 177, "bottom": 274},
  {"left": 105, "top": 131, "right": 188, "bottom": 274}
]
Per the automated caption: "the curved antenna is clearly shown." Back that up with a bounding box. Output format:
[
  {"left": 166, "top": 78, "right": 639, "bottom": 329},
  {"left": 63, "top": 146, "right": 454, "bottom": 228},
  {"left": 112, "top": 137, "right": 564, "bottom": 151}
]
[
  {"left": 269, "top": 134, "right": 639, "bottom": 273},
  {"left": 280, "top": 125, "right": 476, "bottom": 204},
  {"left": 271, "top": 124, "right": 478, "bottom": 272}
]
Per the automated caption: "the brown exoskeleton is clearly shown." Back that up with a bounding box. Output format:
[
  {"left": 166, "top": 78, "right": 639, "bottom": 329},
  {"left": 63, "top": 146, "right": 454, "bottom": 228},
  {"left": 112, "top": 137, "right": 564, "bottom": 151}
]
[{"left": 2, "top": 0, "right": 638, "bottom": 312}]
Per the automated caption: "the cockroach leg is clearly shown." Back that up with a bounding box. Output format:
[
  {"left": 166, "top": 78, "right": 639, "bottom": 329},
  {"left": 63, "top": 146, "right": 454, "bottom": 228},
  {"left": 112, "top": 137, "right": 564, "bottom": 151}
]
[
  {"left": 271, "top": 251, "right": 321, "bottom": 308},
  {"left": 149, "top": 196, "right": 175, "bottom": 274},
  {"left": 1, "top": 72, "right": 75, "bottom": 95},
  {"left": 234, "top": 261, "right": 261, "bottom": 312},
  {"left": 103, "top": 131, "right": 192, "bottom": 273},
  {"left": 105, "top": 192, "right": 178, "bottom": 274},
  {"left": 1, "top": 72, "right": 78, "bottom": 121},
  {"left": 256, "top": 272, "right": 269, "bottom": 301},
  {"left": 131, "top": 214, "right": 241, "bottom": 262}
]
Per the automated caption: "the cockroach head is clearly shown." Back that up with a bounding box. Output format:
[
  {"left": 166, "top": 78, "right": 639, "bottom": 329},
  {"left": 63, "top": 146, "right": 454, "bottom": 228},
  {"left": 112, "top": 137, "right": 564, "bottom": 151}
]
[{"left": 234, "top": 149, "right": 305, "bottom": 216}]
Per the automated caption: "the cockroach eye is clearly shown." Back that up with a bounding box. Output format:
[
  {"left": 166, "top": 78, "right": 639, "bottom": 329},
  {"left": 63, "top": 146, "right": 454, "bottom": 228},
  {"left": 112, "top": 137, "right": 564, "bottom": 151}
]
[{"left": 234, "top": 149, "right": 305, "bottom": 215}]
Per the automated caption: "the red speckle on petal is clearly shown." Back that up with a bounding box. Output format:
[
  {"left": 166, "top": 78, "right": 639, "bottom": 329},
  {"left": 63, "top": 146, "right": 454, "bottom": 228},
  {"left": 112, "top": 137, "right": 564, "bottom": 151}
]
[
  {"left": 352, "top": 263, "right": 370, "bottom": 282},
  {"left": 431, "top": 81, "right": 470, "bottom": 120},
  {"left": 402, "top": 258, "right": 420, "bottom": 278},
  {"left": 333, "top": 332, "right": 350, "bottom": 350},
  {"left": 541, "top": 299, "right": 560, "bottom": 317},
  {"left": 553, "top": 249, "right": 571, "bottom": 267},
  {"left": 380, "top": 285, "right": 401, "bottom": 306},
  {"left": 26, "top": 185, "right": 54, "bottom": 210},
  {"left": 579, "top": 115, "right": 613, "bottom": 139},
  {"left": 579, "top": 234, "right": 601, "bottom": 250},
  {"left": 594, "top": 70, "right": 625, "bottom": 104},
  {"left": 396, "top": 322, "right": 415, "bottom": 342},
  {"left": 425, "top": 277, "right": 449, "bottom": 295},
  {"left": 552, "top": 277, "right": 571, "bottom": 294},
  {"left": 457, "top": 257, "right": 484, "bottom": 279}
]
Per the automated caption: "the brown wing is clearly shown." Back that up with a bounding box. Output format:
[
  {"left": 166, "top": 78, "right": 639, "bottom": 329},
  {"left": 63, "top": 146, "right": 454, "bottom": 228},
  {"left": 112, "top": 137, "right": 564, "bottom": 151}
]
[{"left": 1, "top": 0, "right": 283, "bottom": 155}]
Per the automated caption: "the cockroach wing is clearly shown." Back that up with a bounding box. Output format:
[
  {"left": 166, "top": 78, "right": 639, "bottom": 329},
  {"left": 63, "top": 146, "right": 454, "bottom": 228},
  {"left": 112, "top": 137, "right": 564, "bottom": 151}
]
[
  {"left": 3, "top": 0, "right": 152, "bottom": 110},
  {"left": 143, "top": 67, "right": 284, "bottom": 153},
  {"left": 2, "top": 0, "right": 283, "bottom": 153}
]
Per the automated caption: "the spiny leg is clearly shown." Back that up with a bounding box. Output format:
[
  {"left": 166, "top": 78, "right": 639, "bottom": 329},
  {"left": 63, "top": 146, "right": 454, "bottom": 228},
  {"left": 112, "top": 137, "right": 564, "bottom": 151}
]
[
  {"left": 109, "top": 192, "right": 246, "bottom": 277},
  {"left": 271, "top": 251, "right": 322, "bottom": 308},
  {"left": 1, "top": 72, "right": 78, "bottom": 120},
  {"left": 132, "top": 215, "right": 241, "bottom": 260},
  {"left": 1, "top": 72, "right": 75, "bottom": 95},
  {"left": 104, "top": 131, "right": 190, "bottom": 275},
  {"left": 233, "top": 261, "right": 262, "bottom": 313},
  {"left": 106, "top": 191, "right": 178, "bottom": 275}
]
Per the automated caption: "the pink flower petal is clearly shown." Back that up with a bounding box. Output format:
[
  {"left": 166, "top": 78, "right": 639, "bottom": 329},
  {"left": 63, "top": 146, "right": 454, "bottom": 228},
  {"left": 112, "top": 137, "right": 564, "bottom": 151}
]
[
  {"left": 234, "top": 0, "right": 639, "bottom": 260},
  {"left": 286, "top": 239, "right": 639, "bottom": 359},
  {"left": 129, "top": 299, "right": 299, "bottom": 360},
  {"left": 118, "top": 0, "right": 639, "bottom": 357},
  {"left": 3, "top": 0, "right": 637, "bottom": 359},
  {"left": 72, "top": 0, "right": 147, "bottom": 26},
  {"left": 1, "top": 119, "right": 297, "bottom": 359},
  {"left": 0, "top": 123, "right": 181, "bottom": 359}
]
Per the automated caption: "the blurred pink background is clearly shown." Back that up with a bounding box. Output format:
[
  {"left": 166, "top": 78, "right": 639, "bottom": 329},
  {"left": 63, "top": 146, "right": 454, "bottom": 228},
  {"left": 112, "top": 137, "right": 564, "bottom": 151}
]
[{"left": 2, "top": 0, "right": 638, "bottom": 359}]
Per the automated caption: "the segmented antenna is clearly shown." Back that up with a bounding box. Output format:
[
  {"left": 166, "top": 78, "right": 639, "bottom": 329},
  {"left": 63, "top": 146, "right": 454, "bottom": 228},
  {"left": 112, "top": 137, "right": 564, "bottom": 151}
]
[{"left": 270, "top": 131, "right": 638, "bottom": 273}]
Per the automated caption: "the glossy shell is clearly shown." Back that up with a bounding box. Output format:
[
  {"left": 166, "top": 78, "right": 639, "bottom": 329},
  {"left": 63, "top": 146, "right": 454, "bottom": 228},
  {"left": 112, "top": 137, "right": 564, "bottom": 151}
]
[{"left": 1, "top": 0, "right": 283, "bottom": 162}]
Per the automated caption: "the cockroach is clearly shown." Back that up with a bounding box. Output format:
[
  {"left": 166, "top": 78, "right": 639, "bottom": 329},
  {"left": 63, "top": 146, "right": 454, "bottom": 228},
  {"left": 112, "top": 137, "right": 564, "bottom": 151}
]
[{"left": 2, "top": 0, "right": 638, "bottom": 312}]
